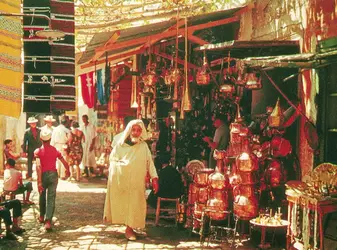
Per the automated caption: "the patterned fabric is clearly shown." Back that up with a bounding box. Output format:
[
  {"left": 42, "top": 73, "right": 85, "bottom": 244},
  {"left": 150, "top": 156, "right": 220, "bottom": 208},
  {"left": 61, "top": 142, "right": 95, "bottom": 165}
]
[
  {"left": 0, "top": 2, "right": 22, "bottom": 118},
  {"left": 80, "top": 72, "right": 95, "bottom": 109},
  {"left": 23, "top": 0, "right": 75, "bottom": 113},
  {"left": 68, "top": 131, "right": 84, "bottom": 166},
  {"left": 96, "top": 69, "right": 106, "bottom": 105}
]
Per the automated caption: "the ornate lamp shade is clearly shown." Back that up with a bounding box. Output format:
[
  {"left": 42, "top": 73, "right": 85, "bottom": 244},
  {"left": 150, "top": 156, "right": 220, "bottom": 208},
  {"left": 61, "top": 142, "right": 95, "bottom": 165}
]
[
  {"left": 169, "top": 68, "right": 183, "bottom": 85},
  {"left": 196, "top": 56, "right": 210, "bottom": 85},
  {"left": 269, "top": 98, "right": 284, "bottom": 128},
  {"left": 245, "top": 72, "right": 262, "bottom": 90},
  {"left": 164, "top": 68, "right": 173, "bottom": 85},
  {"left": 219, "top": 84, "right": 235, "bottom": 93},
  {"left": 142, "top": 69, "right": 157, "bottom": 86}
]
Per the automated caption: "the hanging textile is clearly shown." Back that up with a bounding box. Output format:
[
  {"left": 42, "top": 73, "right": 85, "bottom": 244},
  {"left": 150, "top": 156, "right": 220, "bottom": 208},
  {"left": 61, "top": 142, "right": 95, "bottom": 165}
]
[
  {"left": 0, "top": 2, "right": 22, "bottom": 118},
  {"left": 50, "top": 0, "right": 75, "bottom": 111},
  {"left": 105, "top": 62, "right": 111, "bottom": 102},
  {"left": 96, "top": 68, "right": 106, "bottom": 105},
  {"left": 23, "top": 0, "right": 52, "bottom": 113},
  {"left": 80, "top": 72, "right": 95, "bottom": 109}
]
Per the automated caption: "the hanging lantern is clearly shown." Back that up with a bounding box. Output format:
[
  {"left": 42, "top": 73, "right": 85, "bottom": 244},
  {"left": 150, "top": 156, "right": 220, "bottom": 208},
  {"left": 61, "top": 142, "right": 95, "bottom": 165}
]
[
  {"left": 169, "top": 68, "right": 183, "bottom": 85},
  {"left": 269, "top": 98, "right": 284, "bottom": 127},
  {"left": 245, "top": 70, "right": 262, "bottom": 90},
  {"left": 142, "top": 63, "right": 157, "bottom": 87},
  {"left": 196, "top": 53, "right": 210, "bottom": 85}
]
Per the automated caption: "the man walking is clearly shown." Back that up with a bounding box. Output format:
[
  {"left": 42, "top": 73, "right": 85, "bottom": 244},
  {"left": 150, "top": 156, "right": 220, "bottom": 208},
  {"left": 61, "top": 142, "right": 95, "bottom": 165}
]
[
  {"left": 35, "top": 129, "right": 70, "bottom": 230},
  {"left": 81, "top": 115, "right": 97, "bottom": 177},
  {"left": 51, "top": 116, "right": 70, "bottom": 179},
  {"left": 22, "top": 116, "right": 42, "bottom": 180},
  {"left": 41, "top": 115, "right": 56, "bottom": 132}
]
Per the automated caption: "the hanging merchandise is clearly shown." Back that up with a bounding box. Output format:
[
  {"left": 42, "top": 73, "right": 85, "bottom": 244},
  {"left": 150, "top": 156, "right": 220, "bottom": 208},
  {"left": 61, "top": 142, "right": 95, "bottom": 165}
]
[
  {"left": 142, "top": 52, "right": 157, "bottom": 87},
  {"left": 196, "top": 52, "right": 210, "bottom": 86},
  {"left": 244, "top": 69, "right": 262, "bottom": 90},
  {"left": 268, "top": 98, "right": 284, "bottom": 128},
  {"left": 80, "top": 72, "right": 95, "bottom": 109},
  {"left": 219, "top": 53, "right": 235, "bottom": 95},
  {"left": 96, "top": 68, "right": 106, "bottom": 105},
  {"left": 105, "top": 59, "right": 111, "bottom": 102}
]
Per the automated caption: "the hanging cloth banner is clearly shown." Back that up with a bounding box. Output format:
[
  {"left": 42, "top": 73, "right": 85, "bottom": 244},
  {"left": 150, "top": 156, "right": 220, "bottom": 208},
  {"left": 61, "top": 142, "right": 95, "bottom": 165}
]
[
  {"left": 80, "top": 72, "right": 95, "bottom": 108},
  {"left": 105, "top": 61, "right": 111, "bottom": 102},
  {"left": 96, "top": 68, "right": 106, "bottom": 105}
]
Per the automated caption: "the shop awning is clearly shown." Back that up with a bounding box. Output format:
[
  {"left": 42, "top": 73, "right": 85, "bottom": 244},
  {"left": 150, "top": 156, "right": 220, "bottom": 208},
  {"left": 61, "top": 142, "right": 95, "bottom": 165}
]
[
  {"left": 194, "top": 40, "right": 300, "bottom": 58},
  {"left": 241, "top": 48, "right": 337, "bottom": 69},
  {"left": 78, "top": 5, "right": 252, "bottom": 69}
]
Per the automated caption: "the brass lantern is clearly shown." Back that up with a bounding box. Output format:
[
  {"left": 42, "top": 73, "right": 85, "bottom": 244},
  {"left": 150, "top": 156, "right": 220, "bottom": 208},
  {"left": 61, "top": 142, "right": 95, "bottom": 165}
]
[
  {"left": 142, "top": 63, "right": 157, "bottom": 87},
  {"left": 245, "top": 71, "right": 262, "bottom": 90},
  {"left": 269, "top": 98, "right": 284, "bottom": 128},
  {"left": 196, "top": 53, "right": 210, "bottom": 85},
  {"left": 219, "top": 74, "right": 235, "bottom": 93}
]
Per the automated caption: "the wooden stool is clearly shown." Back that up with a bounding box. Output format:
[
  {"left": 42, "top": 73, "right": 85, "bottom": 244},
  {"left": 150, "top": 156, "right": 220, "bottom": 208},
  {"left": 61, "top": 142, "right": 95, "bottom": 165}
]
[{"left": 155, "top": 197, "right": 179, "bottom": 226}]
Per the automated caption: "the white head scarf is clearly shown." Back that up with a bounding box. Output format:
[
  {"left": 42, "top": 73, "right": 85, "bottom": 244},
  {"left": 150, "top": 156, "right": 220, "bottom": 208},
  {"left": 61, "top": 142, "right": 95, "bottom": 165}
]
[{"left": 117, "top": 119, "right": 148, "bottom": 145}]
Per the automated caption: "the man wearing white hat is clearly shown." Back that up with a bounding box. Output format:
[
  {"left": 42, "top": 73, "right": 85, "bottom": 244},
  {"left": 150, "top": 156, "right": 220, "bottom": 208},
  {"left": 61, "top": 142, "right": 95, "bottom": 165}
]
[
  {"left": 22, "top": 117, "right": 42, "bottom": 180},
  {"left": 51, "top": 116, "right": 70, "bottom": 179},
  {"left": 41, "top": 115, "right": 56, "bottom": 133},
  {"left": 35, "top": 129, "right": 70, "bottom": 231}
]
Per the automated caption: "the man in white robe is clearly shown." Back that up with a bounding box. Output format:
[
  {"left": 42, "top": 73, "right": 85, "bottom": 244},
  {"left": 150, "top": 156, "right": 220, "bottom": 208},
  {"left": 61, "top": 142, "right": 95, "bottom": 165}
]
[
  {"left": 103, "top": 119, "right": 158, "bottom": 241},
  {"left": 51, "top": 116, "right": 70, "bottom": 179},
  {"left": 81, "top": 114, "right": 97, "bottom": 177}
]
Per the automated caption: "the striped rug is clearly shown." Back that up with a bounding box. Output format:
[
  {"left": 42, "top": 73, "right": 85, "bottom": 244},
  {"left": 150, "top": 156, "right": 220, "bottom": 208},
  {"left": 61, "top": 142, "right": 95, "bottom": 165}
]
[{"left": 0, "top": 1, "right": 22, "bottom": 118}]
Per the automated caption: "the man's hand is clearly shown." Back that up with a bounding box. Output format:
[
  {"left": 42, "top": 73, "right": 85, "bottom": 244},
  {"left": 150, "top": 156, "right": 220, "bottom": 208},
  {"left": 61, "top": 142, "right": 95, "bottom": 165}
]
[
  {"left": 65, "top": 168, "right": 71, "bottom": 179},
  {"left": 152, "top": 178, "right": 159, "bottom": 194},
  {"left": 38, "top": 184, "right": 44, "bottom": 194},
  {"left": 202, "top": 136, "right": 211, "bottom": 143}
]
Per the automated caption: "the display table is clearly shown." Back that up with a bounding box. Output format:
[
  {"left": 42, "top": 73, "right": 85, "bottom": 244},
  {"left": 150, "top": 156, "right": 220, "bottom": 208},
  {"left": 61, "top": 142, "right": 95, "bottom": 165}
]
[
  {"left": 250, "top": 218, "right": 289, "bottom": 249},
  {"left": 286, "top": 192, "right": 337, "bottom": 250}
]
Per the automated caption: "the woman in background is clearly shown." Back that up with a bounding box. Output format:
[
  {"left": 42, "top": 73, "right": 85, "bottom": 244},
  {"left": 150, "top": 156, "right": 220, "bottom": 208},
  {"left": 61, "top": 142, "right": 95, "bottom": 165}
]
[{"left": 67, "top": 121, "right": 85, "bottom": 181}]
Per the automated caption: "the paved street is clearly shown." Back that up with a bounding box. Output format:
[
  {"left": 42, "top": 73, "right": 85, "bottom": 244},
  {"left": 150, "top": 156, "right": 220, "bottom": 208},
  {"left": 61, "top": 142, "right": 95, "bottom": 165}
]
[
  {"left": 1, "top": 178, "right": 336, "bottom": 249},
  {"left": 0, "top": 178, "right": 254, "bottom": 250}
]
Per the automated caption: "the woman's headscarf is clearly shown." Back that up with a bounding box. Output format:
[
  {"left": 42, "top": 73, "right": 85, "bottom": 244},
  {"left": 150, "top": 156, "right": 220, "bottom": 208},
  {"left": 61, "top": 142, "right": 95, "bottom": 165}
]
[{"left": 117, "top": 119, "right": 148, "bottom": 145}]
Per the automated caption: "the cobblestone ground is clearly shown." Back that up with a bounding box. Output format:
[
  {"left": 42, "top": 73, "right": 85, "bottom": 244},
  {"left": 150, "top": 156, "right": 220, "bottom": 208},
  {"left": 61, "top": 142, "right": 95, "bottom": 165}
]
[
  {"left": 0, "top": 178, "right": 255, "bottom": 250},
  {"left": 1, "top": 178, "right": 336, "bottom": 249}
]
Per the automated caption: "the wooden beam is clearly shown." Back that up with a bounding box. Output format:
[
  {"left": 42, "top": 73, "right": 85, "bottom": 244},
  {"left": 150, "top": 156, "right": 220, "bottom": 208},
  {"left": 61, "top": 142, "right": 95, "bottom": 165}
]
[
  {"left": 153, "top": 51, "right": 198, "bottom": 69},
  {"left": 91, "top": 31, "right": 121, "bottom": 62},
  {"left": 94, "top": 16, "right": 239, "bottom": 56},
  {"left": 81, "top": 46, "right": 144, "bottom": 69},
  {"left": 188, "top": 16, "right": 239, "bottom": 32},
  {"left": 188, "top": 35, "right": 209, "bottom": 45}
]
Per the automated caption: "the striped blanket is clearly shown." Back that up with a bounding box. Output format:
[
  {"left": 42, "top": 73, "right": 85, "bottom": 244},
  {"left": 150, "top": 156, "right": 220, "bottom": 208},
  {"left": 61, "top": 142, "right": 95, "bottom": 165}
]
[{"left": 0, "top": 1, "right": 22, "bottom": 118}]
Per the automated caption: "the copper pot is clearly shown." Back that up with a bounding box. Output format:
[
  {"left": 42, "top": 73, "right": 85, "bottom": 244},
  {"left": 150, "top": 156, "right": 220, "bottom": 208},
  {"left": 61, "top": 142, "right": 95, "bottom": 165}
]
[
  {"left": 188, "top": 183, "right": 198, "bottom": 205},
  {"left": 194, "top": 168, "right": 214, "bottom": 186},
  {"left": 238, "top": 170, "right": 259, "bottom": 185},
  {"left": 236, "top": 151, "right": 258, "bottom": 172},
  {"left": 196, "top": 187, "right": 209, "bottom": 203},
  {"left": 194, "top": 202, "right": 206, "bottom": 219},
  {"left": 264, "top": 159, "right": 286, "bottom": 188},
  {"left": 206, "top": 197, "right": 228, "bottom": 220},
  {"left": 233, "top": 184, "right": 259, "bottom": 220},
  {"left": 271, "top": 136, "right": 292, "bottom": 157},
  {"left": 208, "top": 171, "right": 228, "bottom": 190}
]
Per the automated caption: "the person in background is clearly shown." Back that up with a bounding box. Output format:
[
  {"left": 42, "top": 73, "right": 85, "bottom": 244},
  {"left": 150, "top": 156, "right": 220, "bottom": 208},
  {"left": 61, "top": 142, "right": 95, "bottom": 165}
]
[
  {"left": 103, "top": 119, "right": 158, "bottom": 241},
  {"left": 3, "top": 159, "right": 34, "bottom": 205},
  {"left": 35, "top": 129, "right": 70, "bottom": 231},
  {"left": 41, "top": 115, "right": 56, "bottom": 132},
  {"left": 111, "top": 116, "right": 135, "bottom": 148},
  {"left": 81, "top": 115, "right": 97, "bottom": 177},
  {"left": 147, "top": 153, "right": 183, "bottom": 209},
  {"left": 0, "top": 199, "right": 26, "bottom": 240},
  {"left": 22, "top": 117, "right": 42, "bottom": 180},
  {"left": 203, "top": 114, "right": 230, "bottom": 169},
  {"left": 51, "top": 116, "right": 70, "bottom": 180},
  {"left": 3, "top": 139, "right": 26, "bottom": 164},
  {"left": 67, "top": 121, "right": 85, "bottom": 181}
]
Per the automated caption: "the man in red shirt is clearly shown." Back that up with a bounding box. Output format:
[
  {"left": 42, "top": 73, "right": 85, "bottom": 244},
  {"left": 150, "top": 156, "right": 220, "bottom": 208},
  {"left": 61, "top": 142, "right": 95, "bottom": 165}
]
[{"left": 34, "top": 129, "right": 70, "bottom": 231}]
